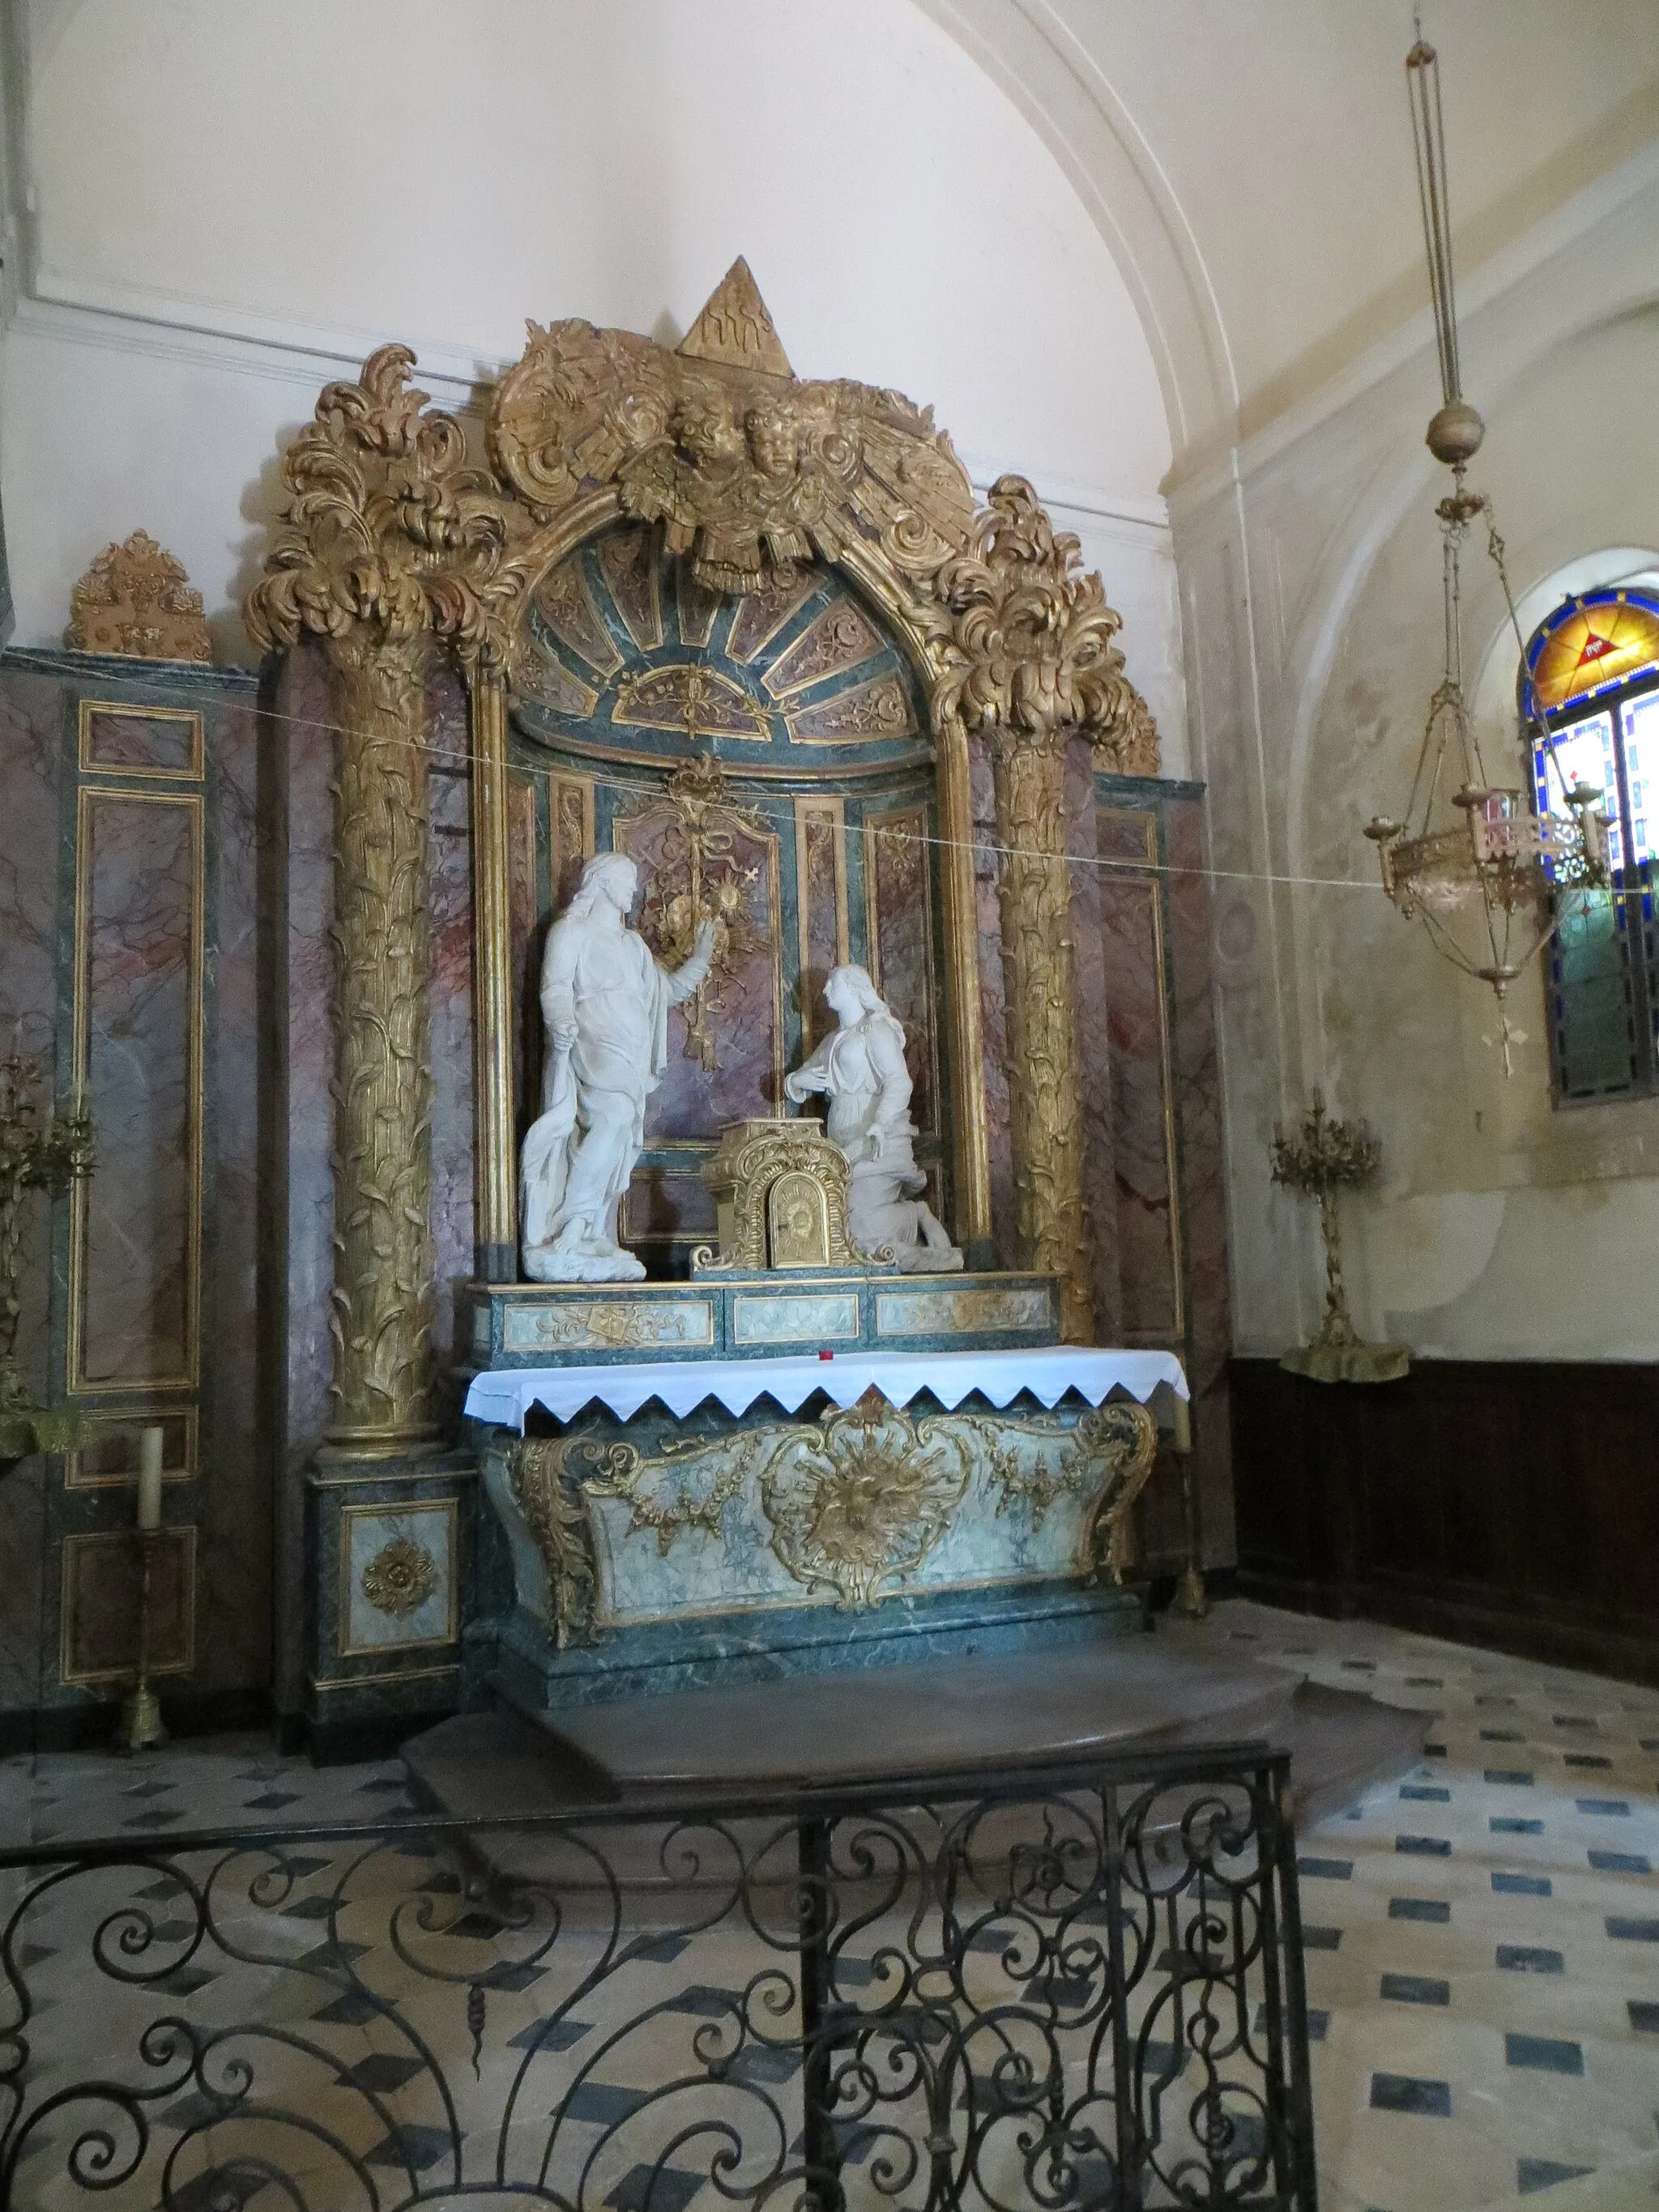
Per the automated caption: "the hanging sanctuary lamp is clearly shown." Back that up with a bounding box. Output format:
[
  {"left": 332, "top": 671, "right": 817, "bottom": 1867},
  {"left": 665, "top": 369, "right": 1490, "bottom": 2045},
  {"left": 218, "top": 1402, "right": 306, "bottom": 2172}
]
[{"left": 1364, "top": 31, "right": 1609, "bottom": 1075}]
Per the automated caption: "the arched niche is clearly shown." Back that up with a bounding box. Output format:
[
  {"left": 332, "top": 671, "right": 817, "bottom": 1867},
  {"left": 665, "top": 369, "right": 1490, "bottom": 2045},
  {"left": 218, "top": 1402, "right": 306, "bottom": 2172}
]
[{"left": 505, "top": 523, "right": 950, "bottom": 1268}]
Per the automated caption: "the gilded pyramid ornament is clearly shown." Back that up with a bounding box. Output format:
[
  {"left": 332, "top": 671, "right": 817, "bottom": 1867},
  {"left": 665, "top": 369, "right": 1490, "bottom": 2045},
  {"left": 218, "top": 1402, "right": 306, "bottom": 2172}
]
[{"left": 677, "top": 257, "right": 794, "bottom": 379}]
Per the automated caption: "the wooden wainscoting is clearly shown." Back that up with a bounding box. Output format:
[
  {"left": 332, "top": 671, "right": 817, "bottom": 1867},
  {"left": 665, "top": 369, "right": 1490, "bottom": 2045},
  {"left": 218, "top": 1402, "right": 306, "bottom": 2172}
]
[{"left": 1230, "top": 1357, "right": 1659, "bottom": 1686}]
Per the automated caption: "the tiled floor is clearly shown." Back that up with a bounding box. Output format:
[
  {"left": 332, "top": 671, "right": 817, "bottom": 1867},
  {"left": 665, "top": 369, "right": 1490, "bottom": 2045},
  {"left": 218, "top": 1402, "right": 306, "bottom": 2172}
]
[
  {"left": 1, "top": 1601, "right": 1656, "bottom": 2210},
  {"left": 1160, "top": 1600, "right": 1659, "bottom": 2212}
]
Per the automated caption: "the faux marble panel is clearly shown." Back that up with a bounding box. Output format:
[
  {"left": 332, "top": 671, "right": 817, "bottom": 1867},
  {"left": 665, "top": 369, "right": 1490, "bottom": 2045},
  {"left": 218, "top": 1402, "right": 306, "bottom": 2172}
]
[
  {"left": 875, "top": 1284, "right": 1051, "bottom": 1337},
  {"left": 428, "top": 677, "right": 476, "bottom": 1353},
  {"left": 727, "top": 569, "right": 815, "bottom": 663},
  {"left": 732, "top": 1292, "right": 859, "bottom": 1345},
  {"left": 74, "top": 786, "right": 200, "bottom": 1389},
  {"left": 65, "top": 1407, "right": 194, "bottom": 1492},
  {"left": 1097, "top": 812, "right": 1180, "bottom": 1342},
  {"left": 198, "top": 685, "right": 271, "bottom": 1692},
  {"left": 0, "top": 675, "right": 65, "bottom": 1562},
  {"left": 597, "top": 526, "right": 663, "bottom": 652},
  {"left": 970, "top": 742, "right": 1017, "bottom": 1269},
  {"left": 280, "top": 646, "right": 337, "bottom": 1473},
  {"left": 502, "top": 1298, "right": 714, "bottom": 1355},
  {"left": 340, "top": 1501, "right": 457, "bottom": 1656},
  {"left": 1069, "top": 739, "right": 1120, "bottom": 1337},
  {"left": 80, "top": 704, "right": 200, "bottom": 777},
  {"left": 60, "top": 1527, "right": 194, "bottom": 1683},
  {"left": 1166, "top": 791, "right": 1234, "bottom": 1563},
  {"left": 795, "top": 796, "right": 847, "bottom": 1054},
  {"left": 613, "top": 799, "right": 783, "bottom": 1137},
  {"left": 865, "top": 803, "right": 939, "bottom": 1138}
]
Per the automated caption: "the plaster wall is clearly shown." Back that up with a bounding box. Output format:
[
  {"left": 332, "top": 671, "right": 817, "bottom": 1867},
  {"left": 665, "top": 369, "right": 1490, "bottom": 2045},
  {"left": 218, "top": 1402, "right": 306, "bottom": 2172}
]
[
  {"left": 0, "top": 0, "right": 1184, "bottom": 760},
  {"left": 1183, "top": 148, "right": 1659, "bottom": 1365},
  {"left": 929, "top": 0, "right": 1659, "bottom": 462}
]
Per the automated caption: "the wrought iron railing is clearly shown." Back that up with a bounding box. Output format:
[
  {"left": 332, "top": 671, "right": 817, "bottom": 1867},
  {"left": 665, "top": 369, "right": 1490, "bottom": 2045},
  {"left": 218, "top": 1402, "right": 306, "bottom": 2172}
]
[{"left": 0, "top": 1741, "right": 1318, "bottom": 2210}]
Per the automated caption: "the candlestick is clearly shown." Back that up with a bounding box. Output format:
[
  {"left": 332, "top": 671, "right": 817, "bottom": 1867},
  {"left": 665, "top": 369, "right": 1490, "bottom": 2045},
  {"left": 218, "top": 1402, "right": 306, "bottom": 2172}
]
[
  {"left": 117, "top": 1526, "right": 166, "bottom": 1754},
  {"left": 1171, "top": 1380, "right": 1208, "bottom": 1621},
  {"left": 1171, "top": 1392, "right": 1192, "bottom": 1455},
  {"left": 136, "top": 1426, "right": 164, "bottom": 1532}
]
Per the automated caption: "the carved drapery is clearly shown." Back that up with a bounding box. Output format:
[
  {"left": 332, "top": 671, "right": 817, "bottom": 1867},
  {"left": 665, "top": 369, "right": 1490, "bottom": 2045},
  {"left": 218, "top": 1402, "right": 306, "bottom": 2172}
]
[{"left": 248, "top": 284, "right": 1163, "bottom": 1407}]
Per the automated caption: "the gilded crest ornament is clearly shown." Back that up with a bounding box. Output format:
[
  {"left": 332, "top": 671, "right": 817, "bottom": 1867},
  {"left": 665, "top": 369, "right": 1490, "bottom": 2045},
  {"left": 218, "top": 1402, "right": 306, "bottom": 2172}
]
[
  {"left": 759, "top": 1400, "right": 970, "bottom": 1609},
  {"left": 66, "top": 531, "right": 212, "bottom": 663},
  {"left": 360, "top": 1536, "right": 438, "bottom": 1619},
  {"left": 489, "top": 259, "right": 977, "bottom": 599}
]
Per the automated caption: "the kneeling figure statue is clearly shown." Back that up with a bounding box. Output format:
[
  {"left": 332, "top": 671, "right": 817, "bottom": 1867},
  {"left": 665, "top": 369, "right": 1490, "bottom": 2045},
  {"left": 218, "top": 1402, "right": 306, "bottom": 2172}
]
[
  {"left": 522, "top": 852, "right": 714, "bottom": 1282},
  {"left": 785, "top": 965, "right": 962, "bottom": 1273}
]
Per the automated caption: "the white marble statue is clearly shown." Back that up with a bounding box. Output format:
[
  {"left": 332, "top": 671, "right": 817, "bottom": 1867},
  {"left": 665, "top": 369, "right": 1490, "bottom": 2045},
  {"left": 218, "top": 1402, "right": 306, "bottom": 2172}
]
[
  {"left": 522, "top": 853, "right": 715, "bottom": 1282},
  {"left": 784, "top": 964, "right": 963, "bottom": 1272}
]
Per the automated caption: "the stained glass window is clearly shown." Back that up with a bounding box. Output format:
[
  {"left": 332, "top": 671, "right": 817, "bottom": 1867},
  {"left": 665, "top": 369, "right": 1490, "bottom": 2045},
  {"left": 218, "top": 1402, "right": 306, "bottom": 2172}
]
[{"left": 1525, "top": 590, "right": 1659, "bottom": 1102}]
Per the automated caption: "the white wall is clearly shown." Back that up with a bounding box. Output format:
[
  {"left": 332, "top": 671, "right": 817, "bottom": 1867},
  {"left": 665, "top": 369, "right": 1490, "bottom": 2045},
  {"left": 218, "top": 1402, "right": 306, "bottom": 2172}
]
[
  {"left": 0, "top": 0, "right": 1184, "bottom": 760},
  {"left": 1177, "top": 147, "right": 1659, "bottom": 1361}
]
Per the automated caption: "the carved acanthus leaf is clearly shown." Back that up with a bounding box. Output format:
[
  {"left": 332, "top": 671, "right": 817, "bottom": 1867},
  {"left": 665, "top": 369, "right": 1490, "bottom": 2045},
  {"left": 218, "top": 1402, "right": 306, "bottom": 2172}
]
[
  {"left": 932, "top": 475, "right": 1137, "bottom": 759},
  {"left": 245, "top": 343, "right": 534, "bottom": 679}
]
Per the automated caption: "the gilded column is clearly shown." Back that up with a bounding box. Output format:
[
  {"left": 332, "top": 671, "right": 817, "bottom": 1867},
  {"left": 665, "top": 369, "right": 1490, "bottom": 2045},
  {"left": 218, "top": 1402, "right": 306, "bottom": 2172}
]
[
  {"left": 325, "top": 633, "right": 441, "bottom": 1450},
  {"left": 983, "top": 721, "right": 1090, "bottom": 1338},
  {"left": 934, "top": 712, "right": 992, "bottom": 1255},
  {"left": 469, "top": 675, "right": 518, "bottom": 1280},
  {"left": 246, "top": 344, "right": 527, "bottom": 1451},
  {"left": 935, "top": 477, "right": 1144, "bottom": 1344}
]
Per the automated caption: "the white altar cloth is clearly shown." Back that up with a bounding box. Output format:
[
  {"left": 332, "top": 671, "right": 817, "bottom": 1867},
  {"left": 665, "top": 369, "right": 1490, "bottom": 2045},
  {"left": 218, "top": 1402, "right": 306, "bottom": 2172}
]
[{"left": 464, "top": 1346, "right": 1187, "bottom": 1431}]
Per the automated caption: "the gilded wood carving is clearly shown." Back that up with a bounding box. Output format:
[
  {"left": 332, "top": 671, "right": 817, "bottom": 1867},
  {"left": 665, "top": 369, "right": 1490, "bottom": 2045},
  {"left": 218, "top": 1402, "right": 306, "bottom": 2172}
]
[
  {"left": 67, "top": 531, "right": 212, "bottom": 663},
  {"left": 506, "top": 1393, "right": 1158, "bottom": 1639},
  {"left": 247, "top": 275, "right": 1164, "bottom": 1392}
]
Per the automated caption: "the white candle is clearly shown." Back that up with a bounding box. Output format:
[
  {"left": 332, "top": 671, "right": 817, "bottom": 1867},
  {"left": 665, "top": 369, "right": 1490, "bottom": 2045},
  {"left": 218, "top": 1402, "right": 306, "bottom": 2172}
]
[
  {"left": 1172, "top": 1393, "right": 1192, "bottom": 1454},
  {"left": 136, "top": 1426, "right": 164, "bottom": 1532}
]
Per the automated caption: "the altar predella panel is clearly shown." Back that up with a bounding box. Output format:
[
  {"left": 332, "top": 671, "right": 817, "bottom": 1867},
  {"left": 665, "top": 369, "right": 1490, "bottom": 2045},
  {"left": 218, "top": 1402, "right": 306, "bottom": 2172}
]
[{"left": 507, "top": 524, "right": 949, "bottom": 1268}]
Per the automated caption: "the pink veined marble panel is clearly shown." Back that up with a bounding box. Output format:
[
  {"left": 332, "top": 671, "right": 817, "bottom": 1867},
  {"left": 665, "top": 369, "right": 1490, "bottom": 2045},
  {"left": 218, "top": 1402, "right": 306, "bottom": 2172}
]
[
  {"left": 1096, "top": 805, "right": 1180, "bottom": 1345},
  {"left": 970, "top": 742, "right": 1017, "bottom": 1271},
  {"left": 1067, "top": 740, "right": 1119, "bottom": 1338},
  {"left": 0, "top": 672, "right": 64, "bottom": 1706},
  {"left": 196, "top": 690, "right": 271, "bottom": 1689},
  {"left": 864, "top": 805, "right": 939, "bottom": 1138},
  {"left": 281, "top": 645, "right": 339, "bottom": 1471},
  {"left": 796, "top": 800, "right": 845, "bottom": 1055},
  {"left": 1165, "top": 791, "right": 1235, "bottom": 1563},
  {"left": 428, "top": 672, "right": 476, "bottom": 1353},
  {"left": 613, "top": 799, "right": 783, "bottom": 1137},
  {"left": 75, "top": 786, "right": 200, "bottom": 1389},
  {"left": 81, "top": 706, "right": 199, "bottom": 776}
]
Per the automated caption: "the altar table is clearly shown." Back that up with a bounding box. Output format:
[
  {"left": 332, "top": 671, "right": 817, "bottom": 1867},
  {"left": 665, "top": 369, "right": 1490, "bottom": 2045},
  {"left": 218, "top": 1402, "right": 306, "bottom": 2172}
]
[{"left": 468, "top": 1342, "right": 1184, "bottom": 1709}]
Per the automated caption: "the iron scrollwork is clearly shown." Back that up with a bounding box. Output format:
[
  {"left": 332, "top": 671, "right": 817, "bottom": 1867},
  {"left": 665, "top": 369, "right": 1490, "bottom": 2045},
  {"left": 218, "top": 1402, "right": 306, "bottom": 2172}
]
[{"left": 0, "top": 1743, "right": 1318, "bottom": 2211}]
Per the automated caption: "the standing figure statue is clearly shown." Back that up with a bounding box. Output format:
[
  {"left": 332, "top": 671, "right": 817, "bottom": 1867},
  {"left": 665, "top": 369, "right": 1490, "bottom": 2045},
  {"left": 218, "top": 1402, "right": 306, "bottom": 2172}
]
[
  {"left": 785, "top": 965, "right": 962, "bottom": 1273},
  {"left": 522, "top": 852, "right": 715, "bottom": 1282}
]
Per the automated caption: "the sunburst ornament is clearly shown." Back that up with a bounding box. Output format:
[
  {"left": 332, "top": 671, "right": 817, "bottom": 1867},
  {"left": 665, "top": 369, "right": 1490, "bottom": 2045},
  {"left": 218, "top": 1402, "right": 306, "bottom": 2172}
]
[{"left": 1364, "top": 32, "right": 1610, "bottom": 1068}]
